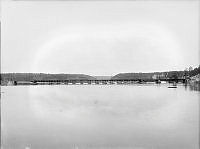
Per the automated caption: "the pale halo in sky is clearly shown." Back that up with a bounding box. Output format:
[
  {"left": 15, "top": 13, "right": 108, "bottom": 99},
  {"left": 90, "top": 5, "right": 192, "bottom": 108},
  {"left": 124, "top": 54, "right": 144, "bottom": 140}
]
[
  {"left": 32, "top": 22, "right": 183, "bottom": 75},
  {"left": 1, "top": 0, "right": 199, "bottom": 73}
]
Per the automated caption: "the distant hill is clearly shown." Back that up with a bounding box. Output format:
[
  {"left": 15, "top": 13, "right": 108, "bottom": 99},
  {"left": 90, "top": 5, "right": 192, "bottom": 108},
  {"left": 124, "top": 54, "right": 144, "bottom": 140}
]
[
  {"left": 1, "top": 66, "right": 199, "bottom": 84},
  {"left": 111, "top": 71, "right": 186, "bottom": 80},
  {"left": 111, "top": 72, "right": 156, "bottom": 80},
  {"left": 111, "top": 66, "right": 200, "bottom": 80},
  {"left": 0, "top": 73, "right": 96, "bottom": 82}
]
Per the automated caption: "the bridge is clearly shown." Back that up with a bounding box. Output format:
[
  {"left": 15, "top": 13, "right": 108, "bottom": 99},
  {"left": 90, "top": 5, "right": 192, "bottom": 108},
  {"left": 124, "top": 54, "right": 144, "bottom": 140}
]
[{"left": 20, "top": 78, "right": 187, "bottom": 85}]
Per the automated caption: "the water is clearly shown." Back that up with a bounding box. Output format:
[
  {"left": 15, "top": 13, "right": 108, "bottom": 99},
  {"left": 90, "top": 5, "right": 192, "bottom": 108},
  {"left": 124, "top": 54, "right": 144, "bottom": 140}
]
[{"left": 1, "top": 84, "right": 199, "bottom": 149}]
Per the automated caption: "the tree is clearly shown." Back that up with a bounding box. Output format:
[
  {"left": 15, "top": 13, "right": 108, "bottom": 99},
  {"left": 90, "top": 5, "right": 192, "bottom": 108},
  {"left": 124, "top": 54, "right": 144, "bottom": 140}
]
[
  {"left": 184, "top": 68, "right": 189, "bottom": 78},
  {"left": 189, "top": 66, "right": 193, "bottom": 72}
]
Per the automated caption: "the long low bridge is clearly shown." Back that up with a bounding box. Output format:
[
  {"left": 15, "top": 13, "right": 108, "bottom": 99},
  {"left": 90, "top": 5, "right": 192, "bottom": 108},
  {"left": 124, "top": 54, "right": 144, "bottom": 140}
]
[{"left": 21, "top": 78, "right": 187, "bottom": 85}]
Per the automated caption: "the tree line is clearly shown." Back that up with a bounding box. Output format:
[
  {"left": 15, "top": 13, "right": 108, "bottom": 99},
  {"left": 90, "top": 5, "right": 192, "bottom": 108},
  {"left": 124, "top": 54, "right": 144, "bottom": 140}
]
[
  {"left": 1, "top": 66, "right": 200, "bottom": 84},
  {"left": 111, "top": 65, "right": 200, "bottom": 80}
]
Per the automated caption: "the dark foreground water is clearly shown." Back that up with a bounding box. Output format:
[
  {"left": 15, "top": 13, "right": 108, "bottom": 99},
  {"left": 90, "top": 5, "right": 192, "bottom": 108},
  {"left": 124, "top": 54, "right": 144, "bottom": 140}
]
[{"left": 1, "top": 84, "right": 199, "bottom": 149}]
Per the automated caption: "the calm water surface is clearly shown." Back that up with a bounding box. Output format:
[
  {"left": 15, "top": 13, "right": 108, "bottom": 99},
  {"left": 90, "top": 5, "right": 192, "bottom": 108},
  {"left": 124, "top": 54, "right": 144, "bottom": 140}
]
[{"left": 1, "top": 84, "right": 199, "bottom": 149}]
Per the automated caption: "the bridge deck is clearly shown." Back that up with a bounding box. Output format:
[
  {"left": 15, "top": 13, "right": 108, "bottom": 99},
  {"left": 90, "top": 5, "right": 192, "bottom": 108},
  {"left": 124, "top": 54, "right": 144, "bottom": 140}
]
[
  {"left": 29, "top": 78, "right": 186, "bottom": 84},
  {"left": 32, "top": 78, "right": 185, "bottom": 82}
]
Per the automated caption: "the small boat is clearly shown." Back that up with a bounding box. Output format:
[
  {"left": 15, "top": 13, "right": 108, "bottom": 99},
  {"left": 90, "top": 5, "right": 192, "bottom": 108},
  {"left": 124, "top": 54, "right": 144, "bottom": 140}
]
[{"left": 168, "top": 86, "right": 177, "bottom": 88}]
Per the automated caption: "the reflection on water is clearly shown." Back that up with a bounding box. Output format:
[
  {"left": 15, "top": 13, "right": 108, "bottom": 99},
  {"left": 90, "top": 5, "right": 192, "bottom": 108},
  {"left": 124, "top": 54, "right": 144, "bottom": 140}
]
[
  {"left": 188, "top": 82, "right": 200, "bottom": 91},
  {"left": 1, "top": 84, "right": 199, "bottom": 149},
  {"left": 183, "top": 82, "right": 200, "bottom": 91}
]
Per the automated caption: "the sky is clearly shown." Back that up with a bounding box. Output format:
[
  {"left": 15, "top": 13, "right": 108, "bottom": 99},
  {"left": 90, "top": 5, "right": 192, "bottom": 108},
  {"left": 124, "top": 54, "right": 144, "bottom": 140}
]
[{"left": 1, "top": 0, "right": 200, "bottom": 75}]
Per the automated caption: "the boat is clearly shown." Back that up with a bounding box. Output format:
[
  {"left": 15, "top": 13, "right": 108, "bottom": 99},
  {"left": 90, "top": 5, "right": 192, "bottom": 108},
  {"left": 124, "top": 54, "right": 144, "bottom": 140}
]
[{"left": 168, "top": 86, "right": 177, "bottom": 88}]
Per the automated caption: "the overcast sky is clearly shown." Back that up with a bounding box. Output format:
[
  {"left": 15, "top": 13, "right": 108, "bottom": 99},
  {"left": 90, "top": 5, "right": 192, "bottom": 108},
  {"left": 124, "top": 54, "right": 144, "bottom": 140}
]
[{"left": 1, "top": 0, "right": 200, "bottom": 75}]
